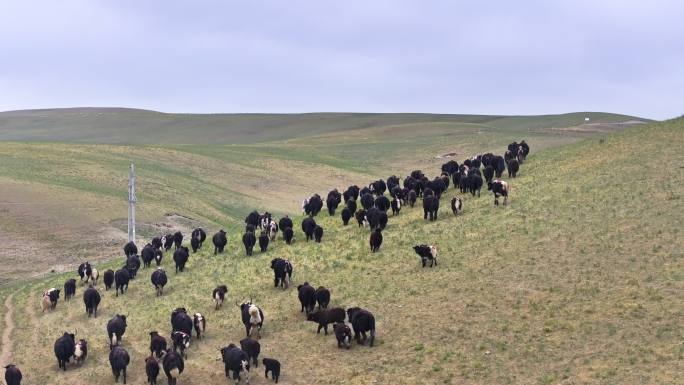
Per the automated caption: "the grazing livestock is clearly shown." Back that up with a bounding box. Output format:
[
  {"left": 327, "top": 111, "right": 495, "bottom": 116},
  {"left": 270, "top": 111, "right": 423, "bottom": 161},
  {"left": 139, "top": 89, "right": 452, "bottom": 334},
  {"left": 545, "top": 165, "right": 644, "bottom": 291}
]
[
  {"left": 507, "top": 159, "right": 519, "bottom": 177},
  {"left": 260, "top": 212, "right": 272, "bottom": 231},
  {"left": 346, "top": 198, "right": 357, "bottom": 214},
  {"left": 263, "top": 358, "right": 281, "bottom": 383},
  {"left": 488, "top": 179, "right": 509, "bottom": 206},
  {"left": 306, "top": 194, "right": 324, "bottom": 216},
  {"left": 104, "top": 269, "right": 115, "bottom": 290},
  {"left": 467, "top": 173, "right": 483, "bottom": 197},
  {"left": 341, "top": 207, "right": 352, "bottom": 225},
  {"left": 423, "top": 195, "right": 439, "bottom": 221},
  {"left": 74, "top": 339, "right": 88, "bottom": 364},
  {"left": 441, "top": 159, "right": 459, "bottom": 176},
  {"left": 242, "top": 231, "right": 256, "bottom": 256},
  {"left": 78, "top": 262, "right": 92, "bottom": 283},
  {"left": 365, "top": 207, "right": 382, "bottom": 230},
  {"left": 355, "top": 209, "right": 368, "bottom": 227},
  {"left": 258, "top": 232, "right": 269, "bottom": 252},
  {"left": 88, "top": 267, "right": 99, "bottom": 284},
  {"left": 278, "top": 216, "right": 293, "bottom": 233},
  {"left": 114, "top": 269, "right": 130, "bottom": 297},
  {"left": 450, "top": 197, "right": 463, "bottom": 215},
  {"left": 172, "top": 231, "right": 183, "bottom": 250},
  {"left": 107, "top": 314, "right": 127, "bottom": 348},
  {"left": 151, "top": 236, "right": 163, "bottom": 251},
  {"left": 301, "top": 217, "right": 316, "bottom": 242},
  {"left": 423, "top": 187, "right": 434, "bottom": 198},
  {"left": 123, "top": 241, "right": 137, "bottom": 257},
  {"left": 314, "top": 225, "right": 324, "bottom": 243},
  {"left": 334, "top": 323, "right": 352, "bottom": 349},
  {"left": 517, "top": 146, "right": 525, "bottom": 163},
  {"left": 326, "top": 189, "right": 342, "bottom": 215},
  {"left": 43, "top": 288, "right": 60, "bottom": 310},
  {"left": 245, "top": 211, "right": 260, "bottom": 229},
  {"left": 298, "top": 282, "right": 316, "bottom": 314},
  {"left": 520, "top": 140, "right": 530, "bottom": 159},
  {"left": 173, "top": 246, "right": 189, "bottom": 273},
  {"left": 494, "top": 155, "right": 506, "bottom": 178},
  {"left": 347, "top": 307, "right": 376, "bottom": 346},
  {"left": 109, "top": 346, "right": 130, "bottom": 384},
  {"left": 483, "top": 165, "right": 495, "bottom": 183},
  {"left": 386, "top": 174, "right": 401, "bottom": 192},
  {"left": 163, "top": 235, "right": 174, "bottom": 252},
  {"left": 83, "top": 285, "right": 101, "bottom": 317},
  {"left": 193, "top": 313, "right": 206, "bottom": 339},
  {"left": 268, "top": 221, "right": 278, "bottom": 241},
  {"left": 221, "top": 344, "right": 250, "bottom": 385},
  {"left": 171, "top": 331, "right": 191, "bottom": 358},
  {"left": 41, "top": 294, "right": 51, "bottom": 312},
  {"left": 413, "top": 245, "right": 438, "bottom": 267},
  {"left": 54, "top": 332, "right": 76, "bottom": 371},
  {"left": 149, "top": 331, "right": 167, "bottom": 358},
  {"left": 171, "top": 308, "right": 193, "bottom": 336},
  {"left": 4, "top": 364, "right": 22, "bottom": 385},
  {"left": 370, "top": 228, "right": 383, "bottom": 252},
  {"left": 191, "top": 228, "right": 206, "bottom": 252},
  {"left": 369, "top": 179, "right": 387, "bottom": 195},
  {"left": 306, "top": 307, "right": 346, "bottom": 335},
  {"left": 213, "top": 285, "right": 229, "bottom": 309},
  {"left": 162, "top": 349, "right": 184, "bottom": 385},
  {"left": 360, "top": 193, "right": 375, "bottom": 210},
  {"left": 151, "top": 268, "right": 168, "bottom": 296},
  {"left": 406, "top": 188, "right": 417, "bottom": 207},
  {"left": 374, "top": 195, "right": 390, "bottom": 212},
  {"left": 125, "top": 255, "right": 141, "bottom": 279},
  {"left": 314, "top": 286, "right": 330, "bottom": 309},
  {"left": 427, "top": 177, "right": 447, "bottom": 198},
  {"left": 343, "top": 185, "right": 360, "bottom": 203},
  {"left": 240, "top": 338, "right": 261, "bottom": 368},
  {"left": 154, "top": 250, "right": 163, "bottom": 266},
  {"left": 391, "top": 197, "right": 401, "bottom": 215},
  {"left": 379, "top": 210, "right": 388, "bottom": 230},
  {"left": 238, "top": 301, "right": 264, "bottom": 338},
  {"left": 145, "top": 356, "right": 160, "bottom": 385},
  {"left": 283, "top": 227, "right": 294, "bottom": 245},
  {"left": 271, "top": 258, "right": 293, "bottom": 289},
  {"left": 141, "top": 245, "right": 155, "bottom": 268},
  {"left": 213, "top": 229, "right": 228, "bottom": 254},
  {"left": 64, "top": 279, "right": 76, "bottom": 301}
]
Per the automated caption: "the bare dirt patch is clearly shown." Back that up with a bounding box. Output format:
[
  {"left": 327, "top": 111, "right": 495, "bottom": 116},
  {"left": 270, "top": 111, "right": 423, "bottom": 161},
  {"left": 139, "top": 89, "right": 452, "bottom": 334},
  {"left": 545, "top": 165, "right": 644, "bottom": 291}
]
[{"left": 0, "top": 293, "right": 15, "bottom": 366}]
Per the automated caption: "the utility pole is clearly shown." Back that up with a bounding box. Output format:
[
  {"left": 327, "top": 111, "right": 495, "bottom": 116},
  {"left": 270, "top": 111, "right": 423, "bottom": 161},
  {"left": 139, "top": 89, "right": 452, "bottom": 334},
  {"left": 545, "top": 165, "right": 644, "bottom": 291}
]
[{"left": 128, "top": 163, "right": 136, "bottom": 243}]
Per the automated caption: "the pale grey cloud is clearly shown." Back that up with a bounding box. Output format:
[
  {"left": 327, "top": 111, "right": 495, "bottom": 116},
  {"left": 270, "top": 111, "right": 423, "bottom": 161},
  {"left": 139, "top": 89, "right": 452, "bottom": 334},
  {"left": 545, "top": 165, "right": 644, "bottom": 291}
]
[{"left": 0, "top": 0, "right": 681, "bottom": 119}]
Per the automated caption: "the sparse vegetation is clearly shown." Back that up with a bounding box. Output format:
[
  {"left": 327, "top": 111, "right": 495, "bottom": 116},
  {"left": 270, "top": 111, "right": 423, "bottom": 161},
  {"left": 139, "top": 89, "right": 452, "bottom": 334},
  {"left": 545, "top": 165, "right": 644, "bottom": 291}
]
[{"left": 0, "top": 116, "right": 680, "bottom": 385}]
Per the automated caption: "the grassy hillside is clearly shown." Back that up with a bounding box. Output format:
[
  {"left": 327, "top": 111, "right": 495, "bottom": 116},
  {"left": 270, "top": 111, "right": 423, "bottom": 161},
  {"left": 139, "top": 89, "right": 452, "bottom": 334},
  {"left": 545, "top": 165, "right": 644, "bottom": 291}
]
[
  {"left": 0, "top": 111, "right": 649, "bottom": 282},
  {"left": 0, "top": 108, "right": 648, "bottom": 144},
  {"left": 0, "top": 118, "right": 681, "bottom": 385}
]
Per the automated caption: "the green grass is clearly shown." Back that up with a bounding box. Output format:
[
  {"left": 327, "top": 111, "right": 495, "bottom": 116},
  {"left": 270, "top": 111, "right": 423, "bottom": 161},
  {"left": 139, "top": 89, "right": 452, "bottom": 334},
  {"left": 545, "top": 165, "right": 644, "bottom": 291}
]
[
  {"left": 1, "top": 118, "right": 681, "bottom": 384},
  {"left": 0, "top": 108, "right": 649, "bottom": 144},
  {"left": 0, "top": 111, "right": 645, "bottom": 282}
]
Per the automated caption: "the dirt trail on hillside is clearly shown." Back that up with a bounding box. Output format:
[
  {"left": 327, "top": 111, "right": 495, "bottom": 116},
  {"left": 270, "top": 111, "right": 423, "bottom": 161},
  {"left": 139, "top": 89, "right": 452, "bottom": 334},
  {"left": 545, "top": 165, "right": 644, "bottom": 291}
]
[
  {"left": 0, "top": 293, "right": 15, "bottom": 365},
  {"left": 25, "top": 292, "right": 39, "bottom": 348}
]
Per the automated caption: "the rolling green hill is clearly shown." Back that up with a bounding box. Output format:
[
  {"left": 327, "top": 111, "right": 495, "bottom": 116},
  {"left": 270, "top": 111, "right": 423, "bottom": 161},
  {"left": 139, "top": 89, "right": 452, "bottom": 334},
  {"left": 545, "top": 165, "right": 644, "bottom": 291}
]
[
  {"left": 0, "top": 108, "right": 649, "bottom": 144},
  {"left": 0, "top": 117, "right": 680, "bottom": 385},
  {"left": 0, "top": 110, "right": 648, "bottom": 283}
]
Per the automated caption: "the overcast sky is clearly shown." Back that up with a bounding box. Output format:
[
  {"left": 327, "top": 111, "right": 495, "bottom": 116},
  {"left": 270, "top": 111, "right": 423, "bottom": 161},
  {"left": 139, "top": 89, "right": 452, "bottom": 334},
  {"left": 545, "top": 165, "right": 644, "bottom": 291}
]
[{"left": 0, "top": 1, "right": 682, "bottom": 119}]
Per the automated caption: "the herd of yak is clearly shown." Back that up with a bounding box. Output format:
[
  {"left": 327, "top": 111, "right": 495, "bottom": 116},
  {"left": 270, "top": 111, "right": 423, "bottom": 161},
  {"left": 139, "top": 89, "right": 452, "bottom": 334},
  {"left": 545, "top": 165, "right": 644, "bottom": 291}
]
[{"left": 4, "top": 141, "right": 530, "bottom": 385}]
